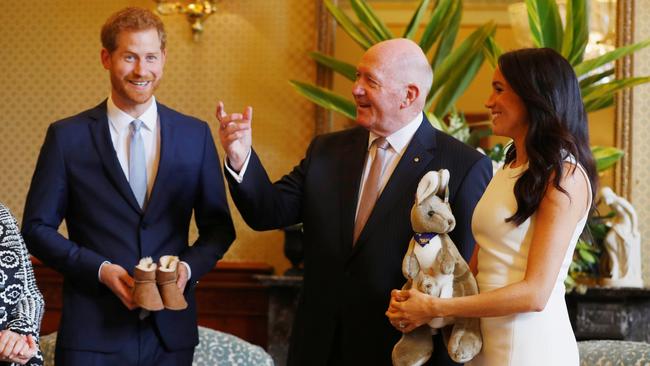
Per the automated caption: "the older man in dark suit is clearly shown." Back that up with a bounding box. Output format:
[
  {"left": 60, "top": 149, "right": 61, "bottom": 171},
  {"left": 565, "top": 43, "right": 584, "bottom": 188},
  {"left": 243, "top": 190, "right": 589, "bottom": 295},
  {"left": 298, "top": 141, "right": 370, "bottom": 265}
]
[
  {"left": 22, "top": 7, "right": 234, "bottom": 366},
  {"left": 217, "top": 38, "right": 492, "bottom": 365}
]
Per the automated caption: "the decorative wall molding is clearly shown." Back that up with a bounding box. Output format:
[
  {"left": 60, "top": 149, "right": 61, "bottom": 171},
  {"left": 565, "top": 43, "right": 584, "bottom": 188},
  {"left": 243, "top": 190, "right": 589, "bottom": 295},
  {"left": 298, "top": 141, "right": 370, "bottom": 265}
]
[{"left": 632, "top": 0, "right": 650, "bottom": 284}]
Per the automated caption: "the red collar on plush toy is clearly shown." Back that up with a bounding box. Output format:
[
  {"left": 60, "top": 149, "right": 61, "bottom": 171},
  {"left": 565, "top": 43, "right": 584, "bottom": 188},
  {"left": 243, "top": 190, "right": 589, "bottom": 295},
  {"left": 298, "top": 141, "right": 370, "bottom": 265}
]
[{"left": 414, "top": 232, "right": 438, "bottom": 247}]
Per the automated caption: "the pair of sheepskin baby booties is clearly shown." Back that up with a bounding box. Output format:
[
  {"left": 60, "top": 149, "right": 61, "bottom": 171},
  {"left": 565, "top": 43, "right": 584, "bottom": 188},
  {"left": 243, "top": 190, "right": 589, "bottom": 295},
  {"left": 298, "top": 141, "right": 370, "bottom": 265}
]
[{"left": 133, "top": 255, "right": 188, "bottom": 311}]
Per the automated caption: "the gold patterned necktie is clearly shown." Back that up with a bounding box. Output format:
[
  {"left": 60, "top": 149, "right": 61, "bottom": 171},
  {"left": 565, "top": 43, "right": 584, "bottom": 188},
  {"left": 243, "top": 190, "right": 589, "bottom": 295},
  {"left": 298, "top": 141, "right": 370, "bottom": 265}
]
[{"left": 353, "top": 137, "right": 390, "bottom": 244}]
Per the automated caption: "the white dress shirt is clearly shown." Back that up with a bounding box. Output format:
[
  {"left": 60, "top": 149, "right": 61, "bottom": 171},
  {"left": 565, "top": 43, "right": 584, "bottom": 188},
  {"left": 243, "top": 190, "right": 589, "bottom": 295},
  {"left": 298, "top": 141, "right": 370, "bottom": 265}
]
[
  {"left": 355, "top": 113, "right": 423, "bottom": 219},
  {"left": 107, "top": 95, "right": 160, "bottom": 198},
  {"left": 99, "top": 96, "right": 191, "bottom": 281},
  {"left": 224, "top": 113, "right": 424, "bottom": 220}
]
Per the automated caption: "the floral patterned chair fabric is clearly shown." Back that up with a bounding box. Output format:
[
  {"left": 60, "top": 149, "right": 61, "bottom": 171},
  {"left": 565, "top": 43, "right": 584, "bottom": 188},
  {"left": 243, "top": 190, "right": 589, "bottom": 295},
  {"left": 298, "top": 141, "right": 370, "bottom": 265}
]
[
  {"left": 579, "top": 340, "right": 650, "bottom": 366},
  {"left": 40, "top": 326, "right": 274, "bottom": 366}
]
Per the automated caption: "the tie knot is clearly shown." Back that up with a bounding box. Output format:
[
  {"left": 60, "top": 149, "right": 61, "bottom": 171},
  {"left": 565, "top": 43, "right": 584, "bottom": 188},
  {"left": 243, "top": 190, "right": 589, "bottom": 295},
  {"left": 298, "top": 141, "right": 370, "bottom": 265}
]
[
  {"left": 131, "top": 119, "right": 143, "bottom": 132},
  {"left": 375, "top": 137, "right": 390, "bottom": 150}
]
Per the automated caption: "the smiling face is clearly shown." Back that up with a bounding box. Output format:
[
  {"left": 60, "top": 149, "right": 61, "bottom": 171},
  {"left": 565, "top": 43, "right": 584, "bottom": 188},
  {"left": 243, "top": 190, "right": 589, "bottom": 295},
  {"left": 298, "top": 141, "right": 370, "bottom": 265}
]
[
  {"left": 101, "top": 28, "right": 166, "bottom": 117},
  {"left": 352, "top": 50, "right": 406, "bottom": 135},
  {"left": 485, "top": 68, "right": 529, "bottom": 141}
]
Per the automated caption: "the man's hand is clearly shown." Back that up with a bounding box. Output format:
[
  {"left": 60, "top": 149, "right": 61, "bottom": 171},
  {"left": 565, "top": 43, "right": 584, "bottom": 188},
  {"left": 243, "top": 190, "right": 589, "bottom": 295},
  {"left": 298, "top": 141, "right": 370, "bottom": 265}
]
[
  {"left": 0, "top": 331, "right": 38, "bottom": 364},
  {"left": 216, "top": 101, "right": 252, "bottom": 172},
  {"left": 99, "top": 263, "right": 137, "bottom": 310},
  {"left": 176, "top": 262, "right": 189, "bottom": 293}
]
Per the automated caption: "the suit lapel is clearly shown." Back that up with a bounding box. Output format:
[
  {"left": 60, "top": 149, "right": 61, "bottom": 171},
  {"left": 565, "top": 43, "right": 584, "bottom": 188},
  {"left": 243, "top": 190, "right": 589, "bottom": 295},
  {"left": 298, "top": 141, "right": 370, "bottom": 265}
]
[
  {"left": 339, "top": 128, "right": 369, "bottom": 255},
  {"left": 348, "top": 116, "right": 437, "bottom": 259},
  {"left": 143, "top": 103, "right": 175, "bottom": 219},
  {"left": 88, "top": 101, "right": 142, "bottom": 213}
]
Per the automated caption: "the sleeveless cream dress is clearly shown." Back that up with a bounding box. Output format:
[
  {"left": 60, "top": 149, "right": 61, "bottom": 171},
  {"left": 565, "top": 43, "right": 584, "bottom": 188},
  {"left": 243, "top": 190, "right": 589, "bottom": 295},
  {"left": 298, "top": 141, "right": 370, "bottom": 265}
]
[{"left": 467, "top": 160, "right": 590, "bottom": 366}]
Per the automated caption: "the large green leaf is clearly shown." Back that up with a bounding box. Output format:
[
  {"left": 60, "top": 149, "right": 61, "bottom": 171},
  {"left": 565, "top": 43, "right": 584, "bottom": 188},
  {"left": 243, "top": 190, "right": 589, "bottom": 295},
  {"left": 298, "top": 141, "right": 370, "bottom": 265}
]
[
  {"left": 561, "top": 0, "right": 589, "bottom": 65},
  {"left": 466, "top": 126, "right": 494, "bottom": 147},
  {"left": 349, "top": 0, "right": 394, "bottom": 42},
  {"left": 323, "top": 0, "right": 373, "bottom": 50},
  {"left": 578, "top": 248, "right": 598, "bottom": 264},
  {"left": 525, "top": 0, "right": 564, "bottom": 51},
  {"left": 583, "top": 76, "right": 650, "bottom": 105},
  {"left": 582, "top": 76, "right": 650, "bottom": 112},
  {"left": 591, "top": 146, "right": 624, "bottom": 172},
  {"left": 403, "top": 0, "right": 432, "bottom": 39},
  {"left": 309, "top": 52, "right": 357, "bottom": 81},
  {"left": 289, "top": 80, "right": 356, "bottom": 119},
  {"left": 432, "top": 51, "right": 485, "bottom": 117},
  {"left": 483, "top": 35, "right": 503, "bottom": 69},
  {"left": 430, "top": 0, "right": 462, "bottom": 71},
  {"left": 574, "top": 39, "right": 650, "bottom": 76},
  {"left": 584, "top": 95, "right": 614, "bottom": 112},
  {"left": 427, "top": 22, "right": 495, "bottom": 110},
  {"left": 426, "top": 111, "right": 449, "bottom": 133},
  {"left": 579, "top": 68, "right": 614, "bottom": 89},
  {"left": 419, "top": 0, "right": 457, "bottom": 53}
]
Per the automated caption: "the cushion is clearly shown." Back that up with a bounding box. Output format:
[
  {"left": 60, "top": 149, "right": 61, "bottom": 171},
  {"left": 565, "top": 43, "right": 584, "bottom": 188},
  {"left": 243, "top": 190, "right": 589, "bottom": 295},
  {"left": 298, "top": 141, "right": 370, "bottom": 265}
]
[
  {"left": 579, "top": 340, "right": 650, "bottom": 366},
  {"left": 40, "top": 326, "right": 273, "bottom": 366}
]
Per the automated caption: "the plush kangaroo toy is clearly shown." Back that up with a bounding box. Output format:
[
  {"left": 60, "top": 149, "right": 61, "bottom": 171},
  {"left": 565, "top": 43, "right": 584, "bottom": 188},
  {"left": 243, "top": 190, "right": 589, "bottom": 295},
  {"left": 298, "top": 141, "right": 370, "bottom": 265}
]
[{"left": 392, "top": 169, "right": 482, "bottom": 365}]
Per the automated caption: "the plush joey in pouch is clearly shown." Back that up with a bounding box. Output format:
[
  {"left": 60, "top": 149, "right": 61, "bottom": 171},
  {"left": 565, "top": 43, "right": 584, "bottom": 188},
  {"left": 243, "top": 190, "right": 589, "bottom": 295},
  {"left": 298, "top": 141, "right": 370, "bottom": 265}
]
[
  {"left": 157, "top": 255, "right": 188, "bottom": 310},
  {"left": 392, "top": 169, "right": 482, "bottom": 366},
  {"left": 133, "top": 257, "right": 165, "bottom": 311}
]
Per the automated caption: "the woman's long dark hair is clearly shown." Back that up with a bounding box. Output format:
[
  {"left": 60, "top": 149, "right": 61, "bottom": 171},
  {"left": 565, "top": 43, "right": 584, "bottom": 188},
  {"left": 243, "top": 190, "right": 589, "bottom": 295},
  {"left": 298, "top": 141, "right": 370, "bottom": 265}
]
[{"left": 498, "top": 48, "right": 598, "bottom": 225}]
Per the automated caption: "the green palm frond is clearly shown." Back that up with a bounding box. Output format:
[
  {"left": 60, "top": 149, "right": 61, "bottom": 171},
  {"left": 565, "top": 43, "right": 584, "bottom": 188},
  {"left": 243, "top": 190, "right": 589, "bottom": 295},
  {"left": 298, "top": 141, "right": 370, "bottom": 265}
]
[
  {"left": 562, "top": 0, "right": 589, "bottom": 64},
  {"left": 309, "top": 52, "right": 357, "bottom": 81},
  {"left": 349, "top": 0, "right": 394, "bottom": 42},
  {"left": 430, "top": 0, "right": 462, "bottom": 71},
  {"left": 591, "top": 146, "right": 624, "bottom": 172},
  {"left": 323, "top": 0, "right": 373, "bottom": 50},
  {"left": 403, "top": 0, "right": 432, "bottom": 39},
  {"left": 427, "top": 22, "right": 496, "bottom": 115},
  {"left": 419, "top": 0, "right": 458, "bottom": 53},
  {"left": 574, "top": 39, "right": 650, "bottom": 76},
  {"left": 525, "top": 0, "right": 564, "bottom": 51},
  {"left": 289, "top": 80, "right": 356, "bottom": 120}
]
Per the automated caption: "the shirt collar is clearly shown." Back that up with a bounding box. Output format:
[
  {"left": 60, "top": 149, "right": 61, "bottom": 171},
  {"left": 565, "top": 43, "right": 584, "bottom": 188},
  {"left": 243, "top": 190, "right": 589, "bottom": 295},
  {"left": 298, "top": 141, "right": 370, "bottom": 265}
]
[
  {"left": 367, "top": 113, "right": 423, "bottom": 156},
  {"left": 107, "top": 95, "right": 158, "bottom": 132}
]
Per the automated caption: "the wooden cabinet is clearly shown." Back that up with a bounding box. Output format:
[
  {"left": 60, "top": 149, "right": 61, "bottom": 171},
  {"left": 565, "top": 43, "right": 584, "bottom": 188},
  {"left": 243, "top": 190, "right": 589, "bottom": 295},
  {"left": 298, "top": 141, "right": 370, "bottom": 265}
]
[{"left": 32, "top": 259, "right": 273, "bottom": 348}]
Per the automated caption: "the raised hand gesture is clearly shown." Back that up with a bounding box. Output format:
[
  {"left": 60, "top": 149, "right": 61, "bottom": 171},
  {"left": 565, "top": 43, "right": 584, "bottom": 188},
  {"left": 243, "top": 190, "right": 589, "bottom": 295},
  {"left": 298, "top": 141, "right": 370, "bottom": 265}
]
[{"left": 216, "top": 101, "right": 252, "bottom": 172}]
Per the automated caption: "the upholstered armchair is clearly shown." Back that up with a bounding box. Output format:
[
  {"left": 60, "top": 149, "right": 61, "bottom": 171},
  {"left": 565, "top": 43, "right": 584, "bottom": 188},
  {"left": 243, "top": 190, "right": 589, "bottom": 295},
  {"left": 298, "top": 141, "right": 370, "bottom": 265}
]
[
  {"left": 40, "top": 326, "right": 274, "bottom": 366},
  {"left": 578, "top": 340, "right": 650, "bottom": 366}
]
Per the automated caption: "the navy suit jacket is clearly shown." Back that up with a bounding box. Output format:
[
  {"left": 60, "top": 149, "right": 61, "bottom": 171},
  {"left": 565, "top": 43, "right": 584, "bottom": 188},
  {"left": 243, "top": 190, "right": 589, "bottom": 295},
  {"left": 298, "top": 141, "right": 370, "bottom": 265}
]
[
  {"left": 227, "top": 116, "right": 492, "bottom": 366},
  {"left": 22, "top": 101, "right": 235, "bottom": 353}
]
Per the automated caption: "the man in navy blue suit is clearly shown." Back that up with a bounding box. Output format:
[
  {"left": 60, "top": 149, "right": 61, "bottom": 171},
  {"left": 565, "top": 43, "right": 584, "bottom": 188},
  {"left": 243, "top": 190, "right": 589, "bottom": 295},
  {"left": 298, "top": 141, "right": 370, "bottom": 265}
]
[
  {"left": 217, "top": 39, "right": 492, "bottom": 365},
  {"left": 22, "top": 7, "right": 234, "bottom": 365}
]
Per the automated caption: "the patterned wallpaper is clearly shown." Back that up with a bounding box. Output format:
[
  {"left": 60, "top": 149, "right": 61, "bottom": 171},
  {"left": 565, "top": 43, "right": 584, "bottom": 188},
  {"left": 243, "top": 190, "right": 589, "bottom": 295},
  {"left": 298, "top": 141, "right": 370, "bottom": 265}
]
[
  {"left": 1, "top": 0, "right": 647, "bottom": 281},
  {"left": 633, "top": 0, "right": 650, "bottom": 284},
  {"left": 0, "top": 0, "right": 317, "bottom": 274}
]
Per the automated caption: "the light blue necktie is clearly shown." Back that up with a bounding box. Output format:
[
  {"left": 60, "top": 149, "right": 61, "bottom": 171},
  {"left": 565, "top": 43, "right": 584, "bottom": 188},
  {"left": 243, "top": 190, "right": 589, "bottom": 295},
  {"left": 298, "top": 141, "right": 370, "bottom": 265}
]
[{"left": 129, "top": 119, "right": 147, "bottom": 209}]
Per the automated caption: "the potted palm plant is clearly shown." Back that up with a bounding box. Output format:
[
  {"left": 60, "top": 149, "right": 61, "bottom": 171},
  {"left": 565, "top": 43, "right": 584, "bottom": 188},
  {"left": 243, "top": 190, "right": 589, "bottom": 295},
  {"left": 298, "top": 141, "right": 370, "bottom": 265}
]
[
  {"left": 289, "top": 0, "right": 497, "bottom": 123},
  {"left": 492, "top": 0, "right": 649, "bottom": 292},
  {"left": 290, "top": 0, "right": 649, "bottom": 291}
]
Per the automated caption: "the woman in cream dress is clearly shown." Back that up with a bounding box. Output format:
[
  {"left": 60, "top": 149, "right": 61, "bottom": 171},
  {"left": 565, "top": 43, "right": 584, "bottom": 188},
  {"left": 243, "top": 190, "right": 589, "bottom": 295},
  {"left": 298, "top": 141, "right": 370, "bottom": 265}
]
[{"left": 386, "top": 48, "right": 598, "bottom": 365}]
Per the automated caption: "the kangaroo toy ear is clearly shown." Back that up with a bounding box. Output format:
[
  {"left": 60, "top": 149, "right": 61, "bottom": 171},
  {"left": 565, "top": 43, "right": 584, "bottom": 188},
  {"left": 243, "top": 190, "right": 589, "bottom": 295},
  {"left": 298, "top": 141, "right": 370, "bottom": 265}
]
[
  {"left": 416, "top": 171, "right": 439, "bottom": 205},
  {"left": 437, "top": 169, "right": 450, "bottom": 202}
]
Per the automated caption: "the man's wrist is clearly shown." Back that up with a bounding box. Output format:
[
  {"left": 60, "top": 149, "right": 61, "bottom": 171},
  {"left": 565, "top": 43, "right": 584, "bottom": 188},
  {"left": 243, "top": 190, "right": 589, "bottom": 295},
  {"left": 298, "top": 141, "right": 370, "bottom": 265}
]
[
  {"left": 98, "top": 261, "right": 111, "bottom": 282},
  {"left": 225, "top": 149, "right": 252, "bottom": 183},
  {"left": 227, "top": 154, "right": 246, "bottom": 172},
  {"left": 180, "top": 261, "right": 192, "bottom": 280}
]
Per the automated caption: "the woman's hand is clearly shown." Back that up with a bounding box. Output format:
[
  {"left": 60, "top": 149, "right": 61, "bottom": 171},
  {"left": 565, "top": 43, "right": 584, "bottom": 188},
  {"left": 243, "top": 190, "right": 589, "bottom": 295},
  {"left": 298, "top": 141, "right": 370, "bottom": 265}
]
[
  {"left": 0, "top": 331, "right": 38, "bottom": 364},
  {"left": 386, "top": 288, "right": 442, "bottom": 333}
]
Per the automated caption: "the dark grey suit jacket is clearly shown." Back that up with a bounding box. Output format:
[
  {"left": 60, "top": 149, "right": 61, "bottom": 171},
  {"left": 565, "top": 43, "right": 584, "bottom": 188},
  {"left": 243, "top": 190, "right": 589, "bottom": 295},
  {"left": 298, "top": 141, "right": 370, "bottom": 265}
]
[{"left": 227, "top": 116, "right": 492, "bottom": 365}]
